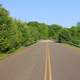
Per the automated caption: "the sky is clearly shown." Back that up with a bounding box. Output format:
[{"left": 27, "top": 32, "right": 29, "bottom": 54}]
[{"left": 0, "top": 0, "right": 80, "bottom": 27}]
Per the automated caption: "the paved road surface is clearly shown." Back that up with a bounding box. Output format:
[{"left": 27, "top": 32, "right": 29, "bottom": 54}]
[{"left": 0, "top": 40, "right": 80, "bottom": 80}]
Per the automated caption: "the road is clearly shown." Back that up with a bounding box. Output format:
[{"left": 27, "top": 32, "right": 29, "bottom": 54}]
[{"left": 0, "top": 40, "right": 80, "bottom": 80}]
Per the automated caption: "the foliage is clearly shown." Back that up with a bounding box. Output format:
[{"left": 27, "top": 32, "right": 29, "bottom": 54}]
[
  {"left": 0, "top": 5, "right": 80, "bottom": 54},
  {"left": 57, "top": 28, "right": 71, "bottom": 43},
  {"left": 48, "top": 24, "right": 63, "bottom": 39}
]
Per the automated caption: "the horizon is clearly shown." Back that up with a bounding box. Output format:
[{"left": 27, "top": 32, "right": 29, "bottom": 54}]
[{"left": 0, "top": 0, "right": 80, "bottom": 27}]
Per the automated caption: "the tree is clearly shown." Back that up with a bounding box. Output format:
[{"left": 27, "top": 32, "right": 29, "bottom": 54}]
[
  {"left": 57, "top": 28, "right": 71, "bottom": 43},
  {"left": 48, "top": 24, "right": 63, "bottom": 39}
]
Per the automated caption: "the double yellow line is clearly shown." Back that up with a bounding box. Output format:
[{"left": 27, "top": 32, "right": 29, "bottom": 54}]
[{"left": 44, "top": 43, "right": 52, "bottom": 80}]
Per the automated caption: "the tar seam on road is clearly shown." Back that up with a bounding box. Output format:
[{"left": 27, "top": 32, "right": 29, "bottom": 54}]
[{"left": 44, "top": 43, "right": 52, "bottom": 80}]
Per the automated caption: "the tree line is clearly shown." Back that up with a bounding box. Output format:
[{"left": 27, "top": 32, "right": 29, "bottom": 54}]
[
  {"left": 0, "top": 5, "right": 80, "bottom": 54},
  {"left": 48, "top": 24, "right": 80, "bottom": 47}
]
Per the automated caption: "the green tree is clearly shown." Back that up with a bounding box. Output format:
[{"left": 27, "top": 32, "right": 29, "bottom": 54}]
[
  {"left": 48, "top": 24, "right": 63, "bottom": 39},
  {"left": 57, "top": 28, "right": 71, "bottom": 43}
]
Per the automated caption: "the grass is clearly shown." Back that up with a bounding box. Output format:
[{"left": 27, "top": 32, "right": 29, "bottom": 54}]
[
  {"left": 0, "top": 44, "right": 35, "bottom": 61},
  {"left": 0, "top": 53, "right": 8, "bottom": 60},
  {"left": 0, "top": 47, "right": 26, "bottom": 60},
  {"left": 62, "top": 43, "right": 80, "bottom": 51}
]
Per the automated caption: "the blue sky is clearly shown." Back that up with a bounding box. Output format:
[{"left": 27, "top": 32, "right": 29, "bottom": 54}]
[{"left": 0, "top": 0, "right": 80, "bottom": 27}]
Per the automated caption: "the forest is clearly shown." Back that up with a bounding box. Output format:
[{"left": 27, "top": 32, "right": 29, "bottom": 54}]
[{"left": 0, "top": 5, "right": 80, "bottom": 54}]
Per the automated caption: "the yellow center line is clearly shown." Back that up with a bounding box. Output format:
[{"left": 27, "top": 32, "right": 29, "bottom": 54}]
[
  {"left": 44, "top": 49, "right": 48, "bottom": 80},
  {"left": 44, "top": 43, "right": 52, "bottom": 80}
]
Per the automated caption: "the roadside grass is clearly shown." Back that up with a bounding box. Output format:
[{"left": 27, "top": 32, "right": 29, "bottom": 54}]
[
  {"left": 0, "top": 53, "right": 8, "bottom": 60},
  {"left": 62, "top": 43, "right": 80, "bottom": 51},
  {"left": 0, "top": 42, "right": 37, "bottom": 61},
  {"left": 0, "top": 47, "right": 25, "bottom": 60}
]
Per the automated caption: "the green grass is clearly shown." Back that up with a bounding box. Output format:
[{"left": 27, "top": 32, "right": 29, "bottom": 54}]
[
  {"left": 0, "top": 47, "right": 25, "bottom": 60},
  {"left": 0, "top": 53, "right": 8, "bottom": 60}
]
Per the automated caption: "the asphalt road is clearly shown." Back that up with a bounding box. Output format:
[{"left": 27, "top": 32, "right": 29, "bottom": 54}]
[{"left": 0, "top": 40, "right": 80, "bottom": 80}]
